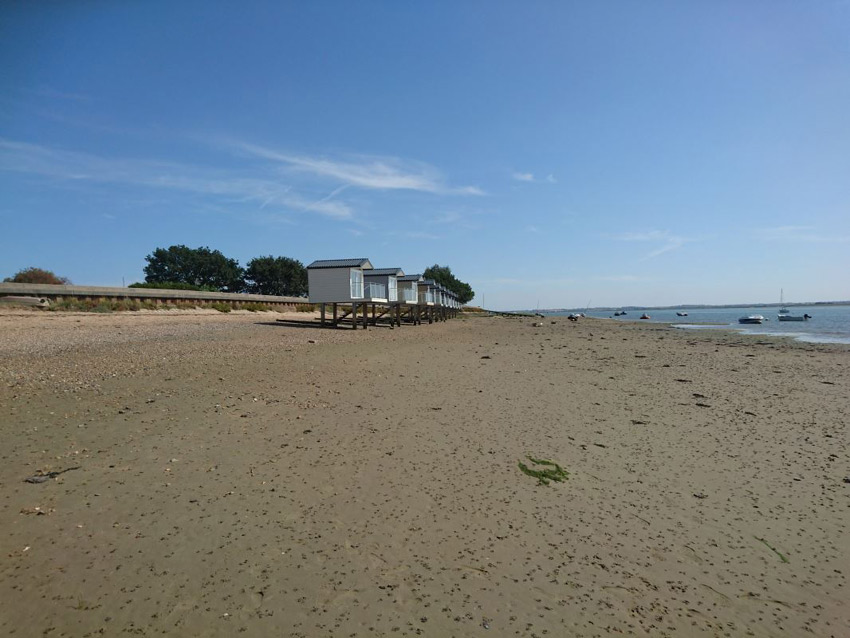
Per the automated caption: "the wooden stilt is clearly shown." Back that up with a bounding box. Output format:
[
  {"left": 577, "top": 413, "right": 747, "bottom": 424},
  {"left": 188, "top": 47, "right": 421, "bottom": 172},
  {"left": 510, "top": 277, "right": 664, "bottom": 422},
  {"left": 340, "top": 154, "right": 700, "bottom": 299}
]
[
  {"left": 320, "top": 303, "right": 326, "bottom": 326},
  {"left": 352, "top": 302, "right": 357, "bottom": 329},
  {"left": 333, "top": 303, "right": 338, "bottom": 325},
  {"left": 362, "top": 302, "right": 368, "bottom": 329}
]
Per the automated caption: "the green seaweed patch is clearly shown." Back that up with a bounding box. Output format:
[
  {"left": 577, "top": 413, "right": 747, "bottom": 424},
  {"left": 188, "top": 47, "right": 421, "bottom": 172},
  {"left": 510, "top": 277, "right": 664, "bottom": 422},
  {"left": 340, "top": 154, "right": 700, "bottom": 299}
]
[
  {"left": 518, "top": 456, "right": 569, "bottom": 485},
  {"left": 755, "top": 536, "right": 789, "bottom": 563}
]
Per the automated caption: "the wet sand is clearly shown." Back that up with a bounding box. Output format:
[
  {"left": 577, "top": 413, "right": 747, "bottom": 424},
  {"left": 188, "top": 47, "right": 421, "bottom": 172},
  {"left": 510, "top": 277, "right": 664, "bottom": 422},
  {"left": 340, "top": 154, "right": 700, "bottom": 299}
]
[{"left": 1, "top": 310, "right": 848, "bottom": 637}]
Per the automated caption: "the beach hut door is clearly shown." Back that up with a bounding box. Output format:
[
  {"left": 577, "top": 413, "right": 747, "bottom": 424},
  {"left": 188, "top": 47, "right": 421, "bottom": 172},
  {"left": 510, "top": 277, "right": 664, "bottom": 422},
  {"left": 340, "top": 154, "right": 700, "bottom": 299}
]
[{"left": 350, "top": 269, "right": 364, "bottom": 299}]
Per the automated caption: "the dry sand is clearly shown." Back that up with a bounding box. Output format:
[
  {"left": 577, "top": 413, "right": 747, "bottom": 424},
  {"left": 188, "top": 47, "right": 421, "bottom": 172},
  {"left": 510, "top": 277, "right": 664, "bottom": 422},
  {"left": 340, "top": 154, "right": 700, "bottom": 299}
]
[{"left": 1, "top": 309, "right": 848, "bottom": 637}]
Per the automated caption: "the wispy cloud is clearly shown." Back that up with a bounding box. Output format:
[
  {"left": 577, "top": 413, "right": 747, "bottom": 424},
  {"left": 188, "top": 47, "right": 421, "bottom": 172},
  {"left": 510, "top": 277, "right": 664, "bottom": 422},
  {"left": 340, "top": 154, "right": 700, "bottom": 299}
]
[
  {"left": 754, "top": 225, "right": 850, "bottom": 243},
  {"left": 433, "top": 211, "right": 462, "bottom": 224},
  {"left": 609, "top": 229, "right": 691, "bottom": 259},
  {"left": 427, "top": 206, "right": 496, "bottom": 230},
  {"left": 0, "top": 138, "right": 353, "bottom": 219},
  {"left": 302, "top": 184, "right": 349, "bottom": 215},
  {"left": 235, "top": 141, "right": 483, "bottom": 195},
  {"left": 1, "top": 136, "right": 484, "bottom": 223},
  {"left": 512, "top": 171, "right": 556, "bottom": 184}
]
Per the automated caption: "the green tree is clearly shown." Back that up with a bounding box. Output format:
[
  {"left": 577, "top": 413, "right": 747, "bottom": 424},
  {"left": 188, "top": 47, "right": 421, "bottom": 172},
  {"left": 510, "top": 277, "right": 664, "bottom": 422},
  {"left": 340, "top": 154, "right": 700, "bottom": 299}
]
[
  {"left": 244, "top": 256, "right": 307, "bottom": 297},
  {"left": 143, "top": 245, "right": 244, "bottom": 292},
  {"left": 423, "top": 264, "right": 474, "bottom": 305},
  {"left": 3, "top": 267, "right": 71, "bottom": 285}
]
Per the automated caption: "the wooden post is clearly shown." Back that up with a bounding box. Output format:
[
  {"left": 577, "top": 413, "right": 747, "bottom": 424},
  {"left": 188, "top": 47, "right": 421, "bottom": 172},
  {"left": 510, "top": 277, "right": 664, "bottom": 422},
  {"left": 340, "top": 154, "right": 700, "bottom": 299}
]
[
  {"left": 333, "top": 303, "right": 338, "bottom": 325},
  {"left": 352, "top": 302, "right": 357, "bottom": 329},
  {"left": 362, "top": 302, "right": 368, "bottom": 329},
  {"left": 320, "top": 303, "right": 326, "bottom": 326}
]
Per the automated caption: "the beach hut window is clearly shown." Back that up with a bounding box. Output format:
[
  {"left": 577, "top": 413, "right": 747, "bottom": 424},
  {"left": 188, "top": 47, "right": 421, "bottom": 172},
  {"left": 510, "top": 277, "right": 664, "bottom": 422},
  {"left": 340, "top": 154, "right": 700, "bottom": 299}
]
[
  {"left": 388, "top": 277, "right": 397, "bottom": 301},
  {"left": 350, "top": 269, "right": 364, "bottom": 299}
]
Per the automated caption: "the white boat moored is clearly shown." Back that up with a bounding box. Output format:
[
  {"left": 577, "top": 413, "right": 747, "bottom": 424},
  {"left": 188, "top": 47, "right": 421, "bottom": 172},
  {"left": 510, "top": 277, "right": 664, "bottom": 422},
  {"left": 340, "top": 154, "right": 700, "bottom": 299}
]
[{"left": 738, "top": 315, "right": 765, "bottom": 324}]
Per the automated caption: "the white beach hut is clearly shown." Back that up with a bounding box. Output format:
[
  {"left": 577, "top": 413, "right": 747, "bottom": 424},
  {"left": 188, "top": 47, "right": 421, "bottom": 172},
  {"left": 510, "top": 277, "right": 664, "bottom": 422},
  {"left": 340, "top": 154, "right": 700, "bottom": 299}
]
[
  {"left": 418, "top": 279, "right": 436, "bottom": 306},
  {"left": 364, "top": 268, "right": 401, "bottom": 303},
  {"left": 397, "top": 274, "right": 423, "bottom": 306},
  {"left": 307, "top": 258, "right": 373, "bottom": 303},
  {"left": 364, "top": 267, "right": 403, "bottom": 326},
  {"left": 393, "top": 273, "right": 423, "bottom": 324},
  {"left": 418, "top": 279, "right": 438, "bottom": 323},
  {"left": 307, "top": 258, "right": 374, "bottom": 328}
]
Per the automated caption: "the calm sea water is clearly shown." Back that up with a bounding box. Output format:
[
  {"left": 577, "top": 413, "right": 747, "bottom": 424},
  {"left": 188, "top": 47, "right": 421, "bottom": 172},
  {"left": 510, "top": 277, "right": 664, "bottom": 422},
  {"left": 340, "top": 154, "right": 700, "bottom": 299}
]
[{"left": 542, "top": 305, "right": 850, "bottom": 345}]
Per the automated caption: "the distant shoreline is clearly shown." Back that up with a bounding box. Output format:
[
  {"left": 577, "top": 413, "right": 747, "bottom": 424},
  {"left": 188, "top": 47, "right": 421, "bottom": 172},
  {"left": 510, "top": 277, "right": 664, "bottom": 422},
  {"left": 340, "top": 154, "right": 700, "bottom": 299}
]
[{"left": 526, "top": 300, "right": 850, "bottom": 314}]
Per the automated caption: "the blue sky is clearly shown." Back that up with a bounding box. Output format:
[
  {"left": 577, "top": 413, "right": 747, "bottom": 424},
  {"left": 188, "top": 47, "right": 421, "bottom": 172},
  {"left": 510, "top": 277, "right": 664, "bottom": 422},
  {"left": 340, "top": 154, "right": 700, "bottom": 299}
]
[{"left": 2, "top": 1, "right": 849, "bottom": 309}]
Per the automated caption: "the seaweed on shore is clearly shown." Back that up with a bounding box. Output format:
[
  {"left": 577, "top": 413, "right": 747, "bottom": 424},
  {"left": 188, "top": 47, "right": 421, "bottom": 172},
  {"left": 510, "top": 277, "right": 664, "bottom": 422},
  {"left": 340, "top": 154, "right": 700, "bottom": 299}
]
[
  {"left": 518, "top": 456, "right": 569, "bottom": 485},
  {"left": 755, "top": 536, "right": 790, "bottom": 563}
]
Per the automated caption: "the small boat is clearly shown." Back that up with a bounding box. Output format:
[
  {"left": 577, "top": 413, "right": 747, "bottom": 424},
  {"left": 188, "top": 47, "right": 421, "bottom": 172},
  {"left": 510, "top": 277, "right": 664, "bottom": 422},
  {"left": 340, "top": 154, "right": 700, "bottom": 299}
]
[
  {"left": 738, "top": 315, "right": 765, "bottom": 324},
  {"left": 778, "top": 289, "right": 789, "bottom": 315},
  {"left": 640, "top": 313, "right": 651, "bottom": 320},
  {"left": 676, "top": 311, "right": 688, "bottom": 317},
  {"left": 778, "top": 313, "right": 811, "bottom": 322},
  {"left": 614, "top": 311, "right": 626, "bottom": 316}
]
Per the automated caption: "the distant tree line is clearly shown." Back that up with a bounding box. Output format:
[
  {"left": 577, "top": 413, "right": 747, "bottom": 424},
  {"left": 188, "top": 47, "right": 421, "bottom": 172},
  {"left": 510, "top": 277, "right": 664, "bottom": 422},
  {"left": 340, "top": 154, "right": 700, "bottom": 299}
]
[
  {"left": 138, "top": 245, "right": 308, "bottom": 296},
  {"left": 3, "top": 251, "right": 475, "bottom": 306},
  {"left": 139, "top": 248, "right": 475, "bottom": 303}
]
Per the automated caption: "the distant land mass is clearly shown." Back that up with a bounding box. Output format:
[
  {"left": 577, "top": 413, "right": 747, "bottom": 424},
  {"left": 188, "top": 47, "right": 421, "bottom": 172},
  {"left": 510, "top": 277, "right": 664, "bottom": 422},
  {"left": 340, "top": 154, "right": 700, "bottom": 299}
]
[{"left": 521, "top": 301, "right": 850, "bottom": 314}]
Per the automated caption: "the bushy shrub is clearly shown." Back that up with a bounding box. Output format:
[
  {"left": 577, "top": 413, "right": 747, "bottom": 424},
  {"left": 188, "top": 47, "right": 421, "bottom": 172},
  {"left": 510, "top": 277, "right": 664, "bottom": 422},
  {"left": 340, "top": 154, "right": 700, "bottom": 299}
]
[{"left": 4, "top": 267, "right": 71, "bottom": 285}]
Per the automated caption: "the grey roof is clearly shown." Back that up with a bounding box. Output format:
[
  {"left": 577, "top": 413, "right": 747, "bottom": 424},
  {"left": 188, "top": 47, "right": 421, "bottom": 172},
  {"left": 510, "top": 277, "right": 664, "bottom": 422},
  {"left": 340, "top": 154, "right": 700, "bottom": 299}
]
[
  {"left": 365, "top": 268, "right": 404, "bottom": 277},
  {"left": 306, "top": 258, "right": 372, "bottom": 269},
  {"left": 398, "top": 274, "right": 423, "bottom": 282}
]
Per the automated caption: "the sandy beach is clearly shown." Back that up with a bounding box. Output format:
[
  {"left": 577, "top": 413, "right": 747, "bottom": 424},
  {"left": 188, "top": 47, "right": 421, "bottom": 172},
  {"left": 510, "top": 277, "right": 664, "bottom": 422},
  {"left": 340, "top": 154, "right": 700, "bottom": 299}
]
[{"left": 1, "top": 309, "right": 848, "bottom": 637}]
